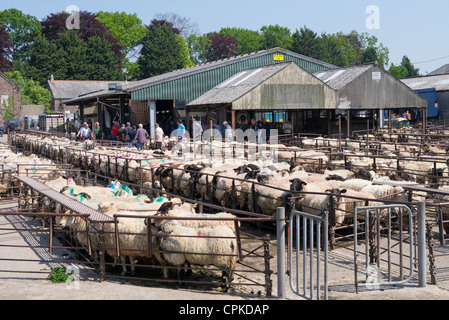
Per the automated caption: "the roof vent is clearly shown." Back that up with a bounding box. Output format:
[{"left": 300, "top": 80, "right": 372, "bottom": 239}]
[{"left": 108, "top": 83, "right": 122, "bottom": 91}]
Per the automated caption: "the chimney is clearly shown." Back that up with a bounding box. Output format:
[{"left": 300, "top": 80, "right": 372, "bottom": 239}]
[{"left": 50, "top": 74, "right": 54, "bottom": 82}]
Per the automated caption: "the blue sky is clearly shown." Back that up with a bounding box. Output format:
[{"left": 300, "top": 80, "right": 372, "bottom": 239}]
[{"left": 1, "top": 0, "right": 448, "bottom": 74}]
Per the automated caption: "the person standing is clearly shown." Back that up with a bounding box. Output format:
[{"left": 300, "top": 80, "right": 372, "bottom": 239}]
[
  {"left": 177, "top": 119, "right": 186, "bottom": 141},
  {"left": 76, "top": 122, "right": 93, "bottom": 141},
  {"left": 126, "top": 125, "right": 137, "bottom": 148},
  {"left": 223, "top": 121, "right": 233, "bottom": 142},
  {"left": 212, "top": 121, "right": 222, "bottom": 139},
  {"left": 282, "top": 119, "right": 293, "bottom": 141},
  {"left": 111, "top": 121, "right": 119, "bottom": 141},
  {"left": 194, "top": 119, "right": 203, "bottom": 141},
  {"left": 94, "top": 122, "right": 104, "bottom": 140},
  {"left": 117, "top": 124, "right": 126, "bottom": 143},
  {"left": 133, "top": 124, "right": 149, "bottom": 150},
  {"left": 155, "top": 123, "right": 164, "bottom": 149}
]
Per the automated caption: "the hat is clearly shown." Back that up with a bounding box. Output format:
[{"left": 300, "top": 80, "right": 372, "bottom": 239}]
[
  {"left": 223, "top": 121, "right": 228, "bottom": 125},
  {"left": 155, "top": 123, "right": 159, "bottom": 127}
]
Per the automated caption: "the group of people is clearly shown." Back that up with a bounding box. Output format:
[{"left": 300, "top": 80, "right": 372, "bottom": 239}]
[
  {"left": 74, "top": 120, "right": 151, "bottom": 151},
  {"left": 110, "top": 122, "right": 151, "bottom": 150}
]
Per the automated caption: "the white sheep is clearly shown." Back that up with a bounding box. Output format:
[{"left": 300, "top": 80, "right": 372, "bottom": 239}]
[{"left": 156, "top": 220, "right": 237, "bottom": 289}]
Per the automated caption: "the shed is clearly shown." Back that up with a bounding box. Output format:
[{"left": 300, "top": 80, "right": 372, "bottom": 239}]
[{"left": 402, "top": 74, "right": 449, "bottom": 121}]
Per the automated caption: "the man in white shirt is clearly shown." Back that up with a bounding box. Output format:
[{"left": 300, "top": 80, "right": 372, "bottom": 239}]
[
  {"left": 282, "top": 120, "right": 293, "bottom": 140},
  {"left": 76, "top": 122, "right": 93, "bottom": 141},
  {"left": 223, "top": 121, "right": 233, "bottom": 143},
  {"left": 155, "top": 123, "right": 164, "bottom": 150}
]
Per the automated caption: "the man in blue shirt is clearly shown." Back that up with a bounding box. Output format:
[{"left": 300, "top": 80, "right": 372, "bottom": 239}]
[
  {"left": 213, "top": 121, "right": 222, "bottom": 139},
  {"left": 177, "top": 119, "right": 186, "bottom": 141}
]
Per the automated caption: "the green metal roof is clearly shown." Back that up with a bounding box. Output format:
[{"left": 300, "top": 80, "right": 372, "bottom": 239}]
[{"left": 129, "top": 47, "right": 335, "bottom": 104}]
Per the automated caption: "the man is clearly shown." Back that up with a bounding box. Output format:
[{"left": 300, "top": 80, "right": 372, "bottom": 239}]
[
  {"left": 194, "top": 119, "right": 203, "bottom": 141},
  {"left": 177, "top": 119, "right": 186, "bottom": 141},
  {"left": 261, "top": 117, "right": 271, "bottom": 143},
  {"left": 282, "top": 120, "right": 293, "bottom": 140},
  {"left": 133, "top": 124, "right": 149, "bottom": 150},
  {"left": 212, "top": 121, "right": 222, "bottom": 139},
  {"left": 223, "top": 121, "right": 233, "bottom": 142},
  {"left": 125, "top": 125, "right": 137, "bottom": 148},
  {"left": 124, "top": 122, "right": 132, "bottom": 139},
  {"left": 117, "top": 124, "right": 126, "bottom": 142},
  {"left": 76, "top": 122, "right": 93, "bottom": 141},
  {"left": 110, "top": 121, "right": 119, "bottom": 141},
  {"left": 94, "top": 122, "right": 104, "bottom": 140},
  {"left": 155, "top": 123, "right": 164, "bottom": 150}
]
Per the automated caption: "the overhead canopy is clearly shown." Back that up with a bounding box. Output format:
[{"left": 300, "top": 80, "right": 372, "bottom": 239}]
[{"left": 314, "top": 63, "right": 428, "bottom": 110}]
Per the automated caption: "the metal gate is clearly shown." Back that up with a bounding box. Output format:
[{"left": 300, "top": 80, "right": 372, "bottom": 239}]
[
  {"left": 353, "top": 204, "right": 415, "bottom": 291},
  {"left": 288, "top": 211, "right": 328, "bottom": 300}
]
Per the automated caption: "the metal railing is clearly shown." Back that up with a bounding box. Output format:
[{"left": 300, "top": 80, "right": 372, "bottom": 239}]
[{"left": 288, "top": 210, "right": 328, "bottom": 300}]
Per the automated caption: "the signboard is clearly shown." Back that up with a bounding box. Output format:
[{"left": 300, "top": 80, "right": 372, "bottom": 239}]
[
  {"left": 372, "top": 72, "right": 381, "bottom": 80},
  {"left": 273, "top": 54, "right": 284, "bottom": 61}
]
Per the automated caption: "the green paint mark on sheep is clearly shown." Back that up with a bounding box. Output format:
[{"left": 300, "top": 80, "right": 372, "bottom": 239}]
[{"left": 155, "top": 197, "right": 166, "bottom": 203}]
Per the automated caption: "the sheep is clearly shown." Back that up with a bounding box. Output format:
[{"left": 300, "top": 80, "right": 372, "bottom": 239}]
[
  {"left": 154, "top": 201, "right": 238, "bottom": 233},
  {"left": 298, "top": 188, "right": 348, "bottom": 225},
  {"left": 340, "top": 179, "right": 373, "bottom": 192},
  {"left": 156, "top": 220, "right": 237, "bottom": 289},
  {"left": 360, "top": 184, "right": 405, "bottom": 201},
  {"left": 44, "top": 176, "right": 77, "bottom": 192}
]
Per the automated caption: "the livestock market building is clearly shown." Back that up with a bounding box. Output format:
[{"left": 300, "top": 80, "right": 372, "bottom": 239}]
[{"left": 65, "top": 47, "right": 427, "bottom": 139}]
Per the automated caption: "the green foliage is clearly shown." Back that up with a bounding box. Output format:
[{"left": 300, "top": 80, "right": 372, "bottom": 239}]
[
  {"left": 0, "top": 96, "right": 16, "bottom": 122},
  {"left": 361, "top": 47, "right": 378, "bottom": 64},
  {"left": 177, "top": 36, "right": 194, "bottom": 68},
  {"left": 47, "top": 267, "right": 70, "bottom": 283},
  {"left": 0, "top": 8, "right": 42, "bottom": 61},
  {"left": 137, "top": 23, "right": 186, "bottom": 79},
  {"left": 291, "top": 26, "right": 321, "bottom": 58},
  {"left": 186, "top": 34, "right": 210, "bottom": 65},
  {"left": 260, "top": 24, "right": 292, "bottom": 50},
  {"left": 23, "top": 34, "right": 65, "bottom": 85},
  {"left": 388, "top": 65, "right": 409, "bottom": 79},
  {"left": 85, "top": 36, "right": 122, "bottom": 80},
  {"left": 401, "top": 56, "right": 420, "bottom": 77},
  {"left": 219, "top": 27, "right": 262, "bottom": 55},
  {"left": 5, "top": 70, "right": 52, "bottom": 106},
  {"left": 96, "top": 11, "right": 146, "bottom": 57}
]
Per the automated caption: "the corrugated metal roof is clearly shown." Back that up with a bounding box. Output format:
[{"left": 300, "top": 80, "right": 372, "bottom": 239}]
[
  {"left": 312, "top": 64, "right": 373, "bottom": 91},
  {"left": 427, "top": 64, "right": 449, "bottom": 76},
  {"left": 187, "top": 63, "right": 292, "bottom": 106},
  {"left": 63, "top": 47, "right": 336, "bottom": 105},
  {"left": 47, "top": 80, "right": 130, "bottom": 99},
  {"left": 125, "top": 47, "right": 335, "bottom": 93},
  {"left": 401, "top": 74, "right": 449, "bottom": 91}
]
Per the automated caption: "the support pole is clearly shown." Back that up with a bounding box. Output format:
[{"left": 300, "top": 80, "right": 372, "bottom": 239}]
[
  {"left": 418, "top": 201, "right": 427, "bottom": 288},
  {"left": 277, "top": 207, "right": 286, "bottom": 299}
]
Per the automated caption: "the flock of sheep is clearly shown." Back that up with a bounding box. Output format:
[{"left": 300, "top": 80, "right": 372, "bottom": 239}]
[{"left": 6, "top": 128, "right": 449, "bottom": 289}]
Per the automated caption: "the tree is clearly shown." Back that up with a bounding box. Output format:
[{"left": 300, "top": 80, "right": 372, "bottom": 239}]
[
  {"left": 85, "top": 36, "right": 122, "bottom": 80},
  {"left": 388, "top": 65, "right": 409, "bottom": 79},
  {"left": 177, "top": 36, "right": 194, "bottom": 68},
  {"left": 0, "top": 96, "right": 15, "bottom": 123},
  {"left": 55, "top": 30, "right": 88, "bottom": 80},
  {"left": 0, "top": 9, "right": 42, "bottom": 61},
  {"left": 0, "top": 23, "right": 13, "bottom": 72},
  {"left": 401, "top": 55, "right": 420, "bottom": 77},
  {"left": 335, "top": 31, "right": 364, "bottom": 66},
  {"left": 5, "top": 70, "right": 52, "bottom": 106},
  {"left": 41, "top": 11, "right": 122, "bottom": 66},
  {"left": 137, "top": 22, "right": 186, "bottom": 79},
  {"left": 219, "top": 27, "right": 262, "bottom": 55},
  {"left": 291, "top": 26, "right": 321, "bottom": 58},
  {"left": 153, "top": 12, "right": 200, "bottom": 38},
  {"left": 204, "top": 32, "right": 238, "bottom": 62},
  {"left": 20, "top": 35, "right": 63, "bottom": 85},
  {"left": 361, "top": 46, "right": 379, "bottom": 64},
  {"left": 96, "top": 11, "right": 146, "bottom": 79},
  {"left": 186, "top": 34, "right": 210, "bottom": 65},
  {"left": 317, "top": 33, "right": 347, "bottom": 66},
  {"left": 260, "top": 25, "right": 292, "bottom": 50}
]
